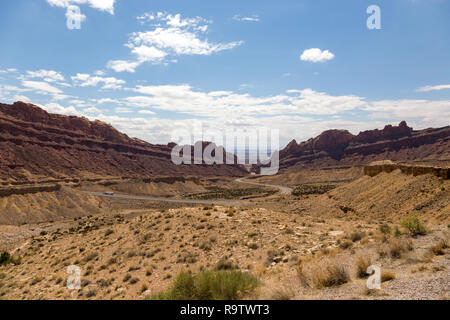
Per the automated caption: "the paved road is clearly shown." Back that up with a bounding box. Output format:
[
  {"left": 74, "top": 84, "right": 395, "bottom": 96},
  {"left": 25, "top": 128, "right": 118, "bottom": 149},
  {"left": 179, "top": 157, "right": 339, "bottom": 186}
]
[
  {"left": 235, "top": 177, "right": 293, "bottom": 195},
  {"left": 84, "top": 177, "right": 292, "bottom": 204}
]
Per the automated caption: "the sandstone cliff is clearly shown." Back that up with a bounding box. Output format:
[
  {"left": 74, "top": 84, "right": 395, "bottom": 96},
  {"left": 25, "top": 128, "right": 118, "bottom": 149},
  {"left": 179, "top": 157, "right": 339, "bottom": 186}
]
[
  {"left": 279, "top": 121, "right": 450, "bottom": 169},
  {"left": 0, "top": 101, "right": 247, "bottom": 182}
]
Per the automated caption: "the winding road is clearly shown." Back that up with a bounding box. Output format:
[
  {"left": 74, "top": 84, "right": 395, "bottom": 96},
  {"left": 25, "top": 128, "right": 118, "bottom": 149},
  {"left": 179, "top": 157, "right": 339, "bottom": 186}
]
[
  {"left": 235, "top": 177, "right": 293, "bottom": 195},
  {"left": 84, "top": 177, "right": 292, "bottom": 205}
]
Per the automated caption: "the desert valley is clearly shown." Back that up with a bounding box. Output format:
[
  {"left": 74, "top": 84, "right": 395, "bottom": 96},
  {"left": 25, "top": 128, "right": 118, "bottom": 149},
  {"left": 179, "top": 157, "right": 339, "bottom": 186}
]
[{"left": 0, "top": 101, "right": 448, "bottom": 300}]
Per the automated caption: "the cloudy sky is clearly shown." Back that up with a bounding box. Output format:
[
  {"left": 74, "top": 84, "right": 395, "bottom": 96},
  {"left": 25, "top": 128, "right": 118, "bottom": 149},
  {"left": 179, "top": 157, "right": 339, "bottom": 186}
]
[{"left": 0, "top": 0, "right": 449, "bottom": 148}]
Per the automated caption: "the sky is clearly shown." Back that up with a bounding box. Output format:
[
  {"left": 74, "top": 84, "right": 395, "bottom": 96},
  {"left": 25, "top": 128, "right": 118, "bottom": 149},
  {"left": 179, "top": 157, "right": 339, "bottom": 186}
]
[{"left": 0, "top": 0, "right": 449, "bottom": 148}]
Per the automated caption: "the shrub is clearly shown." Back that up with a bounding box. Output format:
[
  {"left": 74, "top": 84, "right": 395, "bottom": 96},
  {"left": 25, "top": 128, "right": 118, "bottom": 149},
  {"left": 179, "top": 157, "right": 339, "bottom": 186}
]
[
  {"left": 215, "top": 259, "right": 237, "bottom": 271},
  {"left": 123, "top": 274, "right": 131, "bottom": 282},
  {"left": 393, "top": 226, "right": 401, "bottom": 237},
  {"left": 381, "top": 272, "right": 395, "bottom": 282},
  {"left": 129, "top": 277, "right": 140, "bottom": 284},
  {"left": 356, "top": 255, "right": 372, "bottom": 278},
  {"left": 247, "top": 242, "right": 258, "bottom": 250},
  {"left": 400, "top": 215, "right": 427, "bottom": 236},
  {"left": 146, "top": 266, "right": 153, "bottom": 276},
  {"left": 226, "top": 208, "right": 236, "bottom": 217},
  {"left": 339, "top": 240, "right": 353, "bottom": 250},
  {"left": 430, "top": 240, "right": 448, "bottom": 256},
  {"left": 152, "top": 270, "right": 259, "bottom": 300},
  {"left": 199, "top": 241, "right": 212, "bottom": 251},
  {"left": 0, "top": 251, "right": 20, "bottom": 266},
  {"left": 86, "top": 289, "right": 97, "bottom": 298},
  {"left": 0, "top": 251, "right": 12, "bottom": 266},
  {"left": 270, "top": 287, "right": 295, "bottom": 300},
  {"left": 379, "top": 225, "right": 391, "bottom": 235},
  {"left": 350, "top": 232, "right": 363, "bottom": 242},
  {"left": 388, "top": 239, "right": 413, "bottom": 259},
  {"left": 311, "top": 263, "right": 349, "bottom": 288},
  {"left": 140, "top": 284, "right": 148, "bottom": 294}
]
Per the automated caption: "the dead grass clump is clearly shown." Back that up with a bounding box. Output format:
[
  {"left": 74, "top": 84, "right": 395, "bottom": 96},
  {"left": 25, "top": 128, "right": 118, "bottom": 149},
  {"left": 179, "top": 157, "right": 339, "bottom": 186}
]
[
  {"left": 382, "top": 239, "right": 413, "bottom": 259},
  {"left": 356, "top": 255, "right": 372, "bottom": 278},
  {"left": 298, "top": 259, "right": 349, "bottom": 289},
  {"left": 226, "top": 208, "right": 236, "bottom": 217},
  {"left": 84, "top": 252, "right": 98, "bottom": 263},
  {"left": 270, "top": 286, "right": 295, "bottom": 300},
  {"left": 430, "top": 239, "right": 448, "bottom": 256},
  {"left": 381, "top": 271, "right": 395, "bottom": 282},
  {"left": 199, "top": 241, "right": 212, "bottom": 251},
  {"left": 247, "top": 242, "right": 258, "bottom": 250},
  {"left": 311, "top": 263, "right": 349, "bottom": 288},
  {"left": 339, "top": 240, "right": 353, "bottom": 250},
  {"left": 145, "top": 266, "right": 153, "bottom": 276},
  {"left": 215, "top": 259, "right": 238, "bottom": 271},
  {"left": 350, "top": 232, "right": 363, "bottom": 242}
]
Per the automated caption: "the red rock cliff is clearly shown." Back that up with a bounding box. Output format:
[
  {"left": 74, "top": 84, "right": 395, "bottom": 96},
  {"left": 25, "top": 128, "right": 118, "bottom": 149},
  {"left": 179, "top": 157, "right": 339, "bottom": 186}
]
[{"left": 0, "top": 101, "right": 247, "bottom": 182}]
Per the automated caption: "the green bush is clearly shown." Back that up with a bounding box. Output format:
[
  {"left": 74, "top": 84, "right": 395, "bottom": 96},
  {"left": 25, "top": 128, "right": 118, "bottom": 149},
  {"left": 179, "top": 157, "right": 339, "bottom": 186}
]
[
  {"left": 400, "top": 215, "right": 428, "bottom": 236},
  {"left": 0, "top": 251, "right": 12, "bottom": 266},
  {"left": 152, "top": 270, "right": 259, "bottom": 300},
  {"left": 379, "top": 225, "right": 391, "bottom": 235}
]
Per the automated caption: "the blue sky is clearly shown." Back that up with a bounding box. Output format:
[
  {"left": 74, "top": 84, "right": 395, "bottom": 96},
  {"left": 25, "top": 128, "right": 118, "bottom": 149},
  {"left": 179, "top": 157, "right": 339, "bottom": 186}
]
[{"left": 0, "top": 0, "right": 449, "bottom": 147}]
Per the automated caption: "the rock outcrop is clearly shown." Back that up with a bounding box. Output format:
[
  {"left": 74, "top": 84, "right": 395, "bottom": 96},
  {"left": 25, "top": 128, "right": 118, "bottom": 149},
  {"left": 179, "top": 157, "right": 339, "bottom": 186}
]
[
  {"left": 279, "top": 121, "right": 450, "bottom": 169},
  {"left": 0, "top": 101, "right": 247, "bottom": 182},
  {"left": 363, "top": 161, "right": 449, "bottom": 179}
]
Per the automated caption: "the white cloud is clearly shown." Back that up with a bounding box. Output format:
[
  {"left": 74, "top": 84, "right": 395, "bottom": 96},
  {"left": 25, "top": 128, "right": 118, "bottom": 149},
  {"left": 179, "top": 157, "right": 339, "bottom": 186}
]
[
  {"left": 95, "top": 98, "right": 120, "bottom": 104},
  {"left": 115, "top": 107, "right": 132, "bottom": 113},
  {"left": 417, "top": 84, "right": 450, "bottom": 92},
  {"left": 25, "top": 69, "right": 65, "bottom": 82},
  {"left": 365, "top": 99, "right": 450, "bottom": 127},
  {"left": 129, "top": 27, "right": 242, "bottom": 56},
  {"left": 94, "top": 70, "right": 106, "bottom": 76},
  {"left": 123, "top": 85, "right": 366, "bottom": 117},
  {"left": 83, "top": 106, "right": 102, "bottom": 114},
  {"left": 107, "top": 60, "right": 140, "bottom": 73},
  {"left": 300, "top": 48, "right": 335, "bottom": 63},
  {"left": 232, "top": 15, "right": 260, "bottom": 22},
  {"left": 131, "top": 45, "right": 167, "bottom": 62},
  {"left": 138, "top": 110, "right": 155, "bottom": 115},
  {"left": 18, "top": 82, "right": 448, "bottom": 148},
  {"left": 108, "top": 12, "right": 243, "bottom": 72},
  {"left": 46, "top": 0, "right": 115, "bottom": 15},
  {"left": 13, "top": 95, "right": 30, "bottom": 102},
  {"left": 71, "top": 73, "right": 125, "bottom": 89},
  {"left": 0, "top": 68, "right": 18, "bottom": 74},
  {"left": 22, "top": 80, "right": 62, "bottom": 95},
  {"left": 42, "top": 102, "right": 81, "bottom": 116}
]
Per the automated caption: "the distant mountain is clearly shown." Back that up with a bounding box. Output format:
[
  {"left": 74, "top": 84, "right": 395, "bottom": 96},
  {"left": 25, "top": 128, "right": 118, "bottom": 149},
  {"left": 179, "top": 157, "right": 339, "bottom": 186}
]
[
  {"left": 279, "top": 121, "right": 450, "bottom": 170},
  {"left": 0, "top": 101, "right": 247, "bottom": 182}
]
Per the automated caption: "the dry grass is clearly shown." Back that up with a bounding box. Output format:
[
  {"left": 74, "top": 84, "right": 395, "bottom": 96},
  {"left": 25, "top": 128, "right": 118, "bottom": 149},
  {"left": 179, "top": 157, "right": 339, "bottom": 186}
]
[
  {"left": 379, "top": 238, "right": 413, "bottom": 259},
  {"left": 298, "top": 259, "right": 350, "bottom": 289},
  {"left": 381, "top": 271, "right": 396, "bottom": 282},
  {"left": 356, "top": 255, "right": 372, "bottom": 278},
  {"left": 430, "top": 239, "right": 448, "bottom": 256},
  {"left": 269, "top": 286, "right": 295, "bottom": 300}
]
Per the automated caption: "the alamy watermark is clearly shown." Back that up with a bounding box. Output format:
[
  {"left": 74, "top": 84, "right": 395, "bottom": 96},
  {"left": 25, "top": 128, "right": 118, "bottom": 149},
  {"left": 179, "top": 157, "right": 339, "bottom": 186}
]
[
  {"left": 66, "top": 5, "right": 85, "bottom": 30},
  {"left": 366, "top": 265, "right": 381, "bottom": 290},
  {"left": 66, "top": 265, "right": 81, "bottom": 290},
  {"left": 170, "top": 125, "right": 280, "bottom": 176},
  {"left": 367, "top": 5, "right": 381, "bottom": 30}
]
